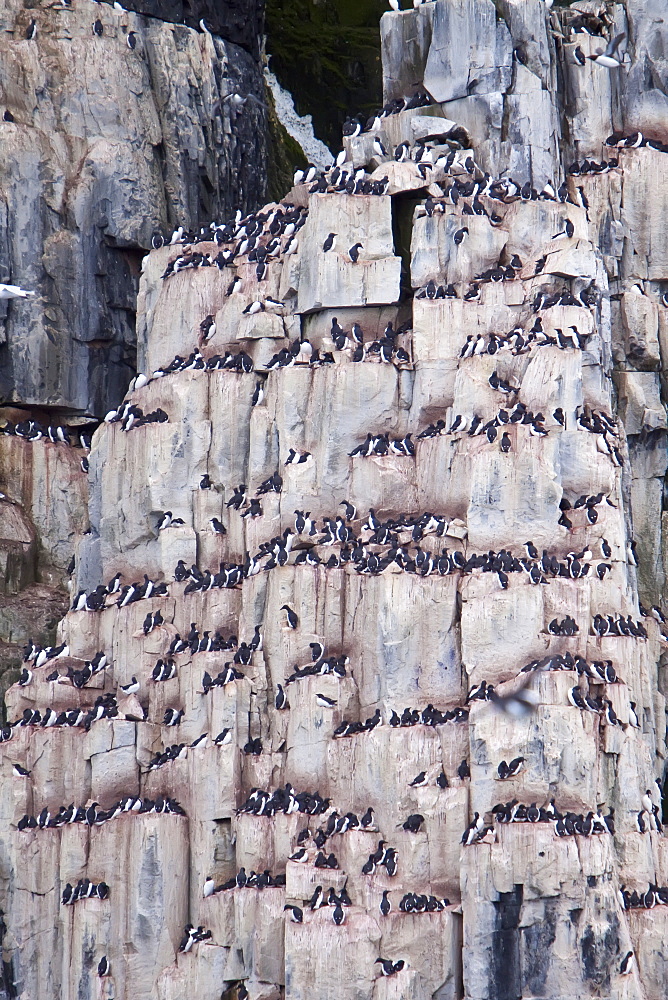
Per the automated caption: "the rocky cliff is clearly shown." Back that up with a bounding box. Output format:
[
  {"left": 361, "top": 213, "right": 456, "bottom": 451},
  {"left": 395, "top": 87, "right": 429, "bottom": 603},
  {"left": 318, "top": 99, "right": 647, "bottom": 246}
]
[
  {"left": 0, "top": 0, "right": 267, "bottom": 680},
  {"left": 0, "top": 0, "right": 267, "bottom": 417},
  {"left": 2, "top": 1, "right": 668, "bottom": 999}
]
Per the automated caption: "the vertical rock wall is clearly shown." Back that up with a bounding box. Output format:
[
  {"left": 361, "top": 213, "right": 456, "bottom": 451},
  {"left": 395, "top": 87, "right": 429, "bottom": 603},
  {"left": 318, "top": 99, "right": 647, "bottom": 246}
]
[
  {"left": 0, "top": 0, "right": 267, "bottom": 683},
  {"left": 0, "top": 0, "right": 267, "bottom": 416},
  {"left": 2, "top": 1, "right": 668, "bottom": 999}
]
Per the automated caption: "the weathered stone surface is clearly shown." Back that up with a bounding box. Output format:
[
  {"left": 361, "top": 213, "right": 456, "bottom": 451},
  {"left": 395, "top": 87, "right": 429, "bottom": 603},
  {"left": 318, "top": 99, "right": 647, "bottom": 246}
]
[
  {"left": 2, "top": 2, "right": 668, "bottom": 1000},
  {"left": 0, "top": 0, "right": 267, "bottom": 416},
  {"left": 0, "top": 432, "right": 89, "bottom": 582}
]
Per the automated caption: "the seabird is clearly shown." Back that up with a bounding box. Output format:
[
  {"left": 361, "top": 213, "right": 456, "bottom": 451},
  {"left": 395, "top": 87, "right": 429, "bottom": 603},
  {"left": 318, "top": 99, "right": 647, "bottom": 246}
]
[
  {"left": 203, "top": 876, "right": 215, "bottom": 897},
  {"left": 127, "top": 31, "right": 137, "bottom": 49},
  {"left": 376, "top": 959, "right": 405, "bottom": 976},
  {"left": 12, "top": 764, "right": 30, "bottom": 777},
  {"left": 280, "top": 604, "right": 298, "bottom": 629},
  {"left": 93, "top": 19, "right": 104, "bottom": 35},
  {"left": 120, "top": 677, "right": 139, "bottom": 695},
  {"left": 348, "top": 243, "right": 363, "bottom": 263},
  {"left": 315, "top": 693, "right": 337, "bottom": 708},
  {"left": 275, "top": 684, "right": 289, "bottom": 710},
  {"left": 453, "top": 227, "right": 468, "bottom": 245},
  {"left": 251, "top": 381, "right": 264, "bottom": 406},
  {"left": 372, "top": 137, "right": 387, "bottom": 157},
  {"left": 409, "top": 771, "right": 427, "bottom": 786},
  {"left": 589, "top": 32, "right": 626, "bottom": 68},
  {"left": 0, "top": 283, "right": 35, "bottom": 300},
  {"left": 310, "top": 641, "right": 324, "bottom": 661},
  {"left": 322, "top": 233, "right": 337, "bottom": 252},
  {"left": 619, "top": 951, "right": 634, "bottom": 975},
  {"left": 458, "top": 759, "right": 470, "bottom": 779},
  {"left": 284, "top": 904, "right": 303, "bottom": 923},
  {"left": 97, "top": 956, "right": 110, "bottom": 976}
]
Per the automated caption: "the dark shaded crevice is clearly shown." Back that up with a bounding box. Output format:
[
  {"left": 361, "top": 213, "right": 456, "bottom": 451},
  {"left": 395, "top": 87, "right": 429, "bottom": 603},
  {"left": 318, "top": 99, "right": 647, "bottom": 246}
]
[
  {"left": 391, "top": 192, "right": 422, "bottom": 299},
  {"left": 490, "top": 885, "right": 523, "bottom": 1000},
  {"left": 96, "top": 0, "right": 265, "bottom": 59},
  {"left": 265, "top": 0, "right": 386, "bottom": 149}
]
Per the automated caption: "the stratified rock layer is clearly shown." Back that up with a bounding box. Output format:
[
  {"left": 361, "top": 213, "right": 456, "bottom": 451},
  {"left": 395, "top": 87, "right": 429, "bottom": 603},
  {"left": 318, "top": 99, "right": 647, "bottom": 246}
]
[{"left": 2, "top": 2, "right": 668, "bottom": 1000}]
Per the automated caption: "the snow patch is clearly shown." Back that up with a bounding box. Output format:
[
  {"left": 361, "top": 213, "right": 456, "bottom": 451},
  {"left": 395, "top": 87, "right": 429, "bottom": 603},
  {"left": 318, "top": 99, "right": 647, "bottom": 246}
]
[{"left": 265, "top": 67, "right": 332, "bottom": 169}]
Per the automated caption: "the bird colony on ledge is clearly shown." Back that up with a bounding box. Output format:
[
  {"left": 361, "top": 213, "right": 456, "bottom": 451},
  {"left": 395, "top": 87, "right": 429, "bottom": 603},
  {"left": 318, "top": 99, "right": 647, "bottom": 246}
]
[{"left": 2, "top": 0, "right": 668, "bottom": 998}]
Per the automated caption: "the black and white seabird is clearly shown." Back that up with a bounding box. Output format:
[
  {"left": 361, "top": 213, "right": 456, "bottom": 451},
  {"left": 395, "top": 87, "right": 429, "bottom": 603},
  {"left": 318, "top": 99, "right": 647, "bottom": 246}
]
[
  {"left": 348, "top": 243, "right": 363, "bottom": 263},
  {"left": 275, "top": 684, "right": 289, "bottom": 710},
  {"left": 619, "top": 950, "right": 634, "bottom": 975},
  {"left": 589, "top": 32, "right": 626, "bottom": 69},
  {"left": 120, "top": 677, "right": 139, "bottom": 695},
  {"left": 376, "top": 958, "right": 405, "bottom": 976},
  {"left": 127, "top": 31, "right": 137, "bottom": 49},
  {"left": 280, "top": 604, "right": 298, "bottom": 629}
]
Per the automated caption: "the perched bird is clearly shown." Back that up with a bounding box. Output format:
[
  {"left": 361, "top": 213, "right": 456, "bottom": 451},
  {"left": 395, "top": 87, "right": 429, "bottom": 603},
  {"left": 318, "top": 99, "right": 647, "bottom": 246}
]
[
  {"left": 275, "top": 684, "right": 289, "bottom": 710},
  {"left": 619, "top": 951, "right": 634, "bottom": 975},
  {"left": 281, "top": 604, "right": 299, "bottom": 629},
  {"left": 376, "top": 958, "right": 405, "bottom": 976},
  {"left": 284, "top": 904, "right": 303, "bottom": 923}
]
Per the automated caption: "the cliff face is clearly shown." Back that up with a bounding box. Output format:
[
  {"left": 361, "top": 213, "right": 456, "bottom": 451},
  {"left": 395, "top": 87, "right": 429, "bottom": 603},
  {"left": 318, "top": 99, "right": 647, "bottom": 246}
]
[
  {"left": 96, "top": 0, "right": 265, "bottom": 58},
  {"left": 0, "top": 0, "right": 267, "bottom": 417},
  {"left": 0, "top": 0, "right": 267, "bottom": 681},
  {"left": 2, "top": 1, "right": 668, "bottom": 999}
]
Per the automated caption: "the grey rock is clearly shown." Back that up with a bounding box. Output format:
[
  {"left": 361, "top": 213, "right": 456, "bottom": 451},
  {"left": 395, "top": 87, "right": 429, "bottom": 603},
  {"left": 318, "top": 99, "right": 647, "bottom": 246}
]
[{"left": 0, "top": 2, "right": 267, "bottom": 416}]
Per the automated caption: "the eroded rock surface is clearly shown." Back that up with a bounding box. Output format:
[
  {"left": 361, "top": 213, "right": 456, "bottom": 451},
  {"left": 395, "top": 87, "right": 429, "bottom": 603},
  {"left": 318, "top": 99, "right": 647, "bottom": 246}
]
[
  {"left": 2, "top": 1, "right": 668, "bottom": 999},
  {"left": 0, "top": 0, "right": 267, "bottom": 416}
]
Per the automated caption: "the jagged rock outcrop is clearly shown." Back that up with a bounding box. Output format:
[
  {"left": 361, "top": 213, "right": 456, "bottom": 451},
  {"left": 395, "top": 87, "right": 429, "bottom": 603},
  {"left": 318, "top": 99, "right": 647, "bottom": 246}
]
[{"left": 2, "top": 1, "right": 668, "bottom": 999}]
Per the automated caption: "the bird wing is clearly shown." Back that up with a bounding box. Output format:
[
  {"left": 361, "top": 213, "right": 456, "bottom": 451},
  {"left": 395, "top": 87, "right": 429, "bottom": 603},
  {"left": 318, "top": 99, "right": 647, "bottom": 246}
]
[{"left": 605, "top": 32, "right": 626, "bottom": 56}]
